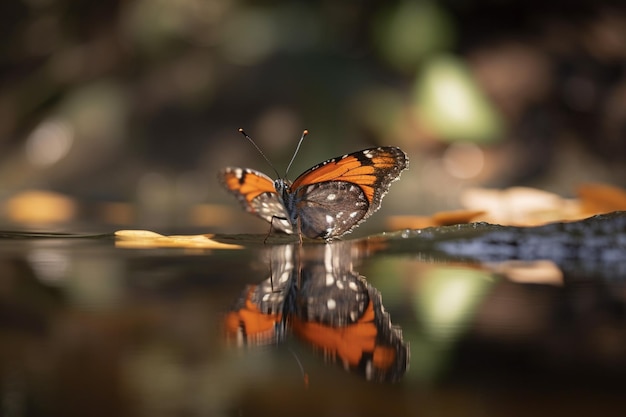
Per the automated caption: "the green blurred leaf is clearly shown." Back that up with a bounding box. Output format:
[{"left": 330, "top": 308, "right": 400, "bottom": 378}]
[
  {"left": 413, "top": 55, "right": 503, "bottom": 143},
  {"left": 373, "top": 1, "right": 454, "bottom": 72}
]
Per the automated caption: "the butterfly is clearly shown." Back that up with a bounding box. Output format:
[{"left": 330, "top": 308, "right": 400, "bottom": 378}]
[
  {"left": 218, "top": 129, "right": 408, "bottom": 240},
  {"left": 224, "top": 243, "right": 409, "bottom": 382}
]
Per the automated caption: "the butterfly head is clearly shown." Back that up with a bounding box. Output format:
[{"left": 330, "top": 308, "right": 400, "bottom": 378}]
[
  {"left": 274, "top": 177, "right": 299, "bottom": 229},
  {"left": 273, "top": 178, "right": 291, "bottom": 194}
]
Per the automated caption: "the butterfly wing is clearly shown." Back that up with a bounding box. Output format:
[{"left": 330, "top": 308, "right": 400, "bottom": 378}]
[
  {"left": 224, "top": 252, "right": 296, "bottom": 346},
  {"left": 289, "top": 147, "right": 408, "bottom": 239},
  {"left": 292, "top": 269, "right": 409, "bottom": 382},
  {"left": 218, "top": 167, "right": 293, "bottom": 234},
  {"left": 224, "top": 245, "right": 296, "bottom": 346},
  {"left": 224, "top": 283, "right": 285, "bottom": 346}
]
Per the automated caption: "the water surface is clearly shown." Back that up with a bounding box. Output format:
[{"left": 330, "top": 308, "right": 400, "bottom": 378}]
[{"left": 2, "top": 214, "right": 626, "bottom": 416}]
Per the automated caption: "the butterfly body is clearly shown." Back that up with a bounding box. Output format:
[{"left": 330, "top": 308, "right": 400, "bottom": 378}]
[{"left": 219, "top": 146, "right": 408, "bottom": 240}]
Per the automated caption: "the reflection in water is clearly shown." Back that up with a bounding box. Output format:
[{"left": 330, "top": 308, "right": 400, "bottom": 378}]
[
  {"left": 224, "top": 241, "right": 409, "bottom": 382},
  {"left": 3, "top": 227, "right": 626, "bottom": 416}
]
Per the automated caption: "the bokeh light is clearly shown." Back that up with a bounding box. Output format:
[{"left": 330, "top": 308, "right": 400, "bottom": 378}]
[
  {"left": 0, "top": 0, "right": 622, "bottom": 231},
  {"left": 25, "top": 119, "right": 74, "bottom": 167},
  {"left": 413, "top": 55, "right": 503, "bottom": 143}
]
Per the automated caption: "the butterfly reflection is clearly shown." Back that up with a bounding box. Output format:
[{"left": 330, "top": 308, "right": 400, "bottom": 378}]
[{"left": 224, "top": 242, "right": 409, "bottom": 382}]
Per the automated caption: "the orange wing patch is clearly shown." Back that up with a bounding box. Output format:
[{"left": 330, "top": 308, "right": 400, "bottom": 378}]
[
  {"left": 292, "top": 157, "right": 373, "bottom": 184},
  {"left": 291, "top": 299, "right": 379, "bottom": 367},
  {"left": 224, "top": 286, "right": 282, "bottom": 346},
  {"left": 220, "top": 168, "right": 276, "bottom": 204},
  {"left": 372, "top": 345, "right": 397, "bottom": 370},
  {"left": 291, "top": 147, "right": 407, "bottom": 206}
]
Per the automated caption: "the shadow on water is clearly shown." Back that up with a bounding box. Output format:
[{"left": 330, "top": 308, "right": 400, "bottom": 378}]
[{"left": 1, "top": 212, "right": 626, "bottom": 416}]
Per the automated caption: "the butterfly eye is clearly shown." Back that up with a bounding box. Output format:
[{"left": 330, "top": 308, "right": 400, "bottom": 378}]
[{"left": 274, "top": 179, "right": 285, "bottom": 193}]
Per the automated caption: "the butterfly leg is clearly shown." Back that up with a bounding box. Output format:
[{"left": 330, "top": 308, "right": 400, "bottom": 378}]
[{"left": 264, "top": 215, "right": 289, "bottom": 244}]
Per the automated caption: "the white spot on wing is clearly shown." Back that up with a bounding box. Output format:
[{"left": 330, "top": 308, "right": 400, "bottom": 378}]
[
  {"left": 324, "top": 245, "right": 333, "bottom": 272},
  {"left": 326, "top": 273, "right": 334, "bottom": 286},
  {"left": 327, "top": 299, "right": 336, "bottom": 310},
  {"left": 326, "top": 193, "right": 336, "bottom": 201},
  {"left": 365, "top": 360, "right": 373, "bottom": 380},
  {"left": 325, "top": 214, "right": 334, "bottom": 224},
  {"left": 279, "top": 271, "right": 290, "bottom": 283}
]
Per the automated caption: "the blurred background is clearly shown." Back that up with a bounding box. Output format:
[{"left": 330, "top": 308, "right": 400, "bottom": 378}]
[
  {"left": 2, "top": 3, "right": 626, "bottom": 415},
  {"left": 0, "top": 0, "right": 625, "bottom": 234}
]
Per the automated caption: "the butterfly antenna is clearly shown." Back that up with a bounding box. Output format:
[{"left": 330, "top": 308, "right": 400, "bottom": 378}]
[
  {"left": 285, "top": 130, "right": 309, "bottom": 177},
  {"left": 238, "top": 128, "right": 282, "bottom": 179}
]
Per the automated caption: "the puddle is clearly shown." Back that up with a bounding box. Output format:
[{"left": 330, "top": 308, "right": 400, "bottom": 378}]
[{"left": 1, "top": 212, "right": 626, "bottom": 416}]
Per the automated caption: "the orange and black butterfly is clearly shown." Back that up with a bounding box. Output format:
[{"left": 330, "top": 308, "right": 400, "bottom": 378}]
[
  {"left": 218, "top": 130, "right": 408, "bottom": 240},
  {"left": 224, "top": 244, "right": 409, "bottom": 382}
]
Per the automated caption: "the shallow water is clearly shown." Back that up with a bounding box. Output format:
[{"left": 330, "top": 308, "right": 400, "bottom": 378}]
[{"left": 2, "top": 214, "right": 626, "bottom": 416}]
